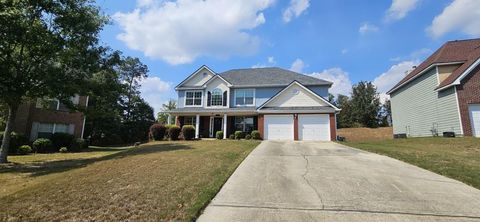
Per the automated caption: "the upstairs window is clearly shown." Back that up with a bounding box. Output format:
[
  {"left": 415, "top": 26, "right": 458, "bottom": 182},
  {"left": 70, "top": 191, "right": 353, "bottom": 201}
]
[
  {"left": 235, "top": 89, "right": 254, "bottom": 106},
  {"left": 185, "top": 91, "right": 202, "bottom": 106},
  {"left": 211, "top": 89, "right": 223, "bottom": 106}
]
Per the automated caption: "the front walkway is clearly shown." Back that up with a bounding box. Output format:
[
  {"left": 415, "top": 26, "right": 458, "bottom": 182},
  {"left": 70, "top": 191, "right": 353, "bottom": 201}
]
[{"left": 198, "top": 141, "right": 480, "bottom": 221}]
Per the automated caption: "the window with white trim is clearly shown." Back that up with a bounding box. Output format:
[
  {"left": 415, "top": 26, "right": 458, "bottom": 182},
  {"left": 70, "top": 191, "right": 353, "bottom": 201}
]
[
  {"left": 185, "top": 91, "right": 202, "bottom": 106},
  {"left": 35, "top": 123, "right": 74, "bottom": 139},
  {"left": 235, "top": 89, "right": 254, "bottom": 106},
  {"left": 211, "top": 89, "right": 223, "bottom": 106},
  {"left": 234, "top": 116, "right": 255, "bottom": 133},
  {"left": 184, "top": 116, "right": 196, "bottom": 126}
]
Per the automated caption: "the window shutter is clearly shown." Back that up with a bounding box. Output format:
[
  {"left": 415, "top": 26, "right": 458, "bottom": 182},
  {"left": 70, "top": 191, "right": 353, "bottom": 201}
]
[
  {"left": 207, "top": 91, "right": 211, "bottom": 107},
  {"left": 223, "top": 91, "right": 227, "bottom": 106}
]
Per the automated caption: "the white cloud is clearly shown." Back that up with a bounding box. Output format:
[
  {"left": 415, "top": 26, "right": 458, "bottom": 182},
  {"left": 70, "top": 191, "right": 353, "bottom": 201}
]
[
  {"left": 139, "top": 76, "right": 174, "bottom": 114},
  {"left": 114, "top": 0, "right": 275, "bottom": 65},
  {"left": 359, "top": 23, "right": 379, "bottom": 34},
  {"left": 309, "top": 68, "right": 352, "bottom": 96},
  {"left": 290, "top": 58, "right": 306, "bottom": 73},
  {"left": 252, "top": 56, "right": 276, "bottom": 68},
  {"left": 372, "top": 61, "right": 418, "bottom": 103},
  {"left": 427, "top": 0, "right": 480, "bottom": 38},
  {"left": 385, "top": 0, "right": 419, "bottom": 21},
  {"left": 283, "top": 0, "right": 310, "bottom": 23}
]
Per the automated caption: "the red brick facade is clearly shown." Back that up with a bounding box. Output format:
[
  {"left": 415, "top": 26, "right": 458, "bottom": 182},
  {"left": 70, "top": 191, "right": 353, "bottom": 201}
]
[
  {"left": 257, "top": 114, "right": 264, "bottom": 139},
  {"left": 456, "top": 65, "right": 480, "bottom": 136},
  {"left": 329, "top": 113, "right": 337, "bottom": 141},
  {"left": 12, "top": 96, "right": 88, "bottom": 140},
  {"left": 293, "top": 114, "right": 299, "bottom": 140}
]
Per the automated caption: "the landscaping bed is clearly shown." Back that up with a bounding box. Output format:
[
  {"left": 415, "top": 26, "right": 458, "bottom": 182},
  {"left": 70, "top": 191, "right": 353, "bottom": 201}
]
[
  {"left": 0, "top": 140, "right": 260, "bottom": 221},
  {"left": 343, "top": 137, "right": 480, "bottom": 189}
]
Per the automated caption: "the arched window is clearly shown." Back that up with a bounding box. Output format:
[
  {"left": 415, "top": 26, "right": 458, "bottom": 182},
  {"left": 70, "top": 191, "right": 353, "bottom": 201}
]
[{"left": 211, "top": 88, "right": 223, "bottom": 106}]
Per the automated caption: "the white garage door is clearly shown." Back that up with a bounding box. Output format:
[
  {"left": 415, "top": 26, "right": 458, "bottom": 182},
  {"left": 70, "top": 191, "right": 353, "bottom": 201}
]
[
  {"left": 298, "top": 114, "right": 330, "bottom": 141},
  {"left": 264, "top": 115, "right": 294, "bottom": 140},
  {"left": 469, "top": 104, "right": 480, "bottom": 137}
]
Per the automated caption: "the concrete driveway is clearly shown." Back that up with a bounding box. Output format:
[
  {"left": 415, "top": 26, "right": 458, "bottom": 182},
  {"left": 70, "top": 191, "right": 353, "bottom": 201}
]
[{"left": 198, "top": 141, "right": 480, "bottom": 222}]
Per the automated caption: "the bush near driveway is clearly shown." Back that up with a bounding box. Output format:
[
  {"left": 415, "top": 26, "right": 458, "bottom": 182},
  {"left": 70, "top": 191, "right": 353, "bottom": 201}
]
[
  {"left": 234, "top": 131, "right": 245, "bottom": 140},
  {"left": 251, "top": 130, "right": 261, "bottom": 140},
  {"left": 0, "top": 140, "right": 260, "bottom": 221}
]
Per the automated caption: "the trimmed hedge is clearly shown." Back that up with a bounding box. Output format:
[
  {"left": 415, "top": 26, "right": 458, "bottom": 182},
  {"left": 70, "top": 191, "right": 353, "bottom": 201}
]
[
  {"left": 182, "top": 125, "right": 195, "bottom": 140},
  {"left": 245, "top": 134, "right": 252, "bottom": 140},
  {"left": 59, "top": 147, "right": 68, "bottom": 153},
  {"left": 234, "top": 131, "right": 245, "bottom": 140},
  {"left": 164, "top": 124, "right": 177, "bottom": 139},
  {"left": 150, "top": 124, "right": 166, "bottom": 141},
  {"left": 168, "top": 126, "right": 181, "bottom": 140},
  {"left": 251, "top": 130, "right": 261, "bottom": 140},
  {"left": 216, "top": 131, "right": 223, "bottom": 139},
  {"left": 33, "top": 138, "right": 54, "bottom": 153},
  {"left": 18, "top": 145, "right": 32, "bottom": 155},
  {"left": 229, "top": 134, "right": 235, "bottom": 140}
]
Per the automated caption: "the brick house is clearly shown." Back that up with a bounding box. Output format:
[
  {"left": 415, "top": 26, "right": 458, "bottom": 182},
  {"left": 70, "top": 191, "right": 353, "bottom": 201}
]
[
  {"left": 12, "top": 96, "right": 88, "bottom": 141},
  {"left": 387, "top": 38, "right": 480, "bottom": 137}
]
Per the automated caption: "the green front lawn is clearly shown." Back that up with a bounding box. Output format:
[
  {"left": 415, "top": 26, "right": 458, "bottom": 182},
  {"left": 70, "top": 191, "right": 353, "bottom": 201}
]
[
  {"left": 0, "top": 140, "right": 260, "bottom": 221},
  {"left": 343, "top": 137, "right": 480, "bottom": 189}
]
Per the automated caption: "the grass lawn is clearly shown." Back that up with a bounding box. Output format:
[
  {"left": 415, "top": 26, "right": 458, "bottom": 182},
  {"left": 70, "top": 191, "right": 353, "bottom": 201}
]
[
  {"left": 343, "top": 137, "right": 480, "bottom": 189},
  {"left": 0, "top": 140, "right": 260, "bottom": 221}
]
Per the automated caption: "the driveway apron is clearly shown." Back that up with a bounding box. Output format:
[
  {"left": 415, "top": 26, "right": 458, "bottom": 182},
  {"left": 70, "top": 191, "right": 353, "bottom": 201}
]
[{"left": 197, "top": 141, "right": 480, "bottom": 221}]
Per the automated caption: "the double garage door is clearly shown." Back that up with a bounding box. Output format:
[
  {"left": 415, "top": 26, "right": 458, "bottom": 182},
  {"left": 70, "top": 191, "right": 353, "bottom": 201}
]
[{"left": 264, "top": 114, "right": 330, "bottom": 141}]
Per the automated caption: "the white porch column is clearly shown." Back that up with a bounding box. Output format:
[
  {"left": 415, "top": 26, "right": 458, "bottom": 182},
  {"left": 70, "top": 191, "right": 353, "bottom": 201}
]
[
  {"left": 167, "top": 114, "right": 172, "bottom": 125},
  {"left": 223, "top": 114, "right": 227, "bottom": 139},
  {"left": 195, "top": 114, "right": 200, "bottom": 139}
]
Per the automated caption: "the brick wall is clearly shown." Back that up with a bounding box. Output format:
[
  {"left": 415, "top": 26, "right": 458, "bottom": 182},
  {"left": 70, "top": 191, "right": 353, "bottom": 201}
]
[
  {"left": 329, "top": 113, "right": 337, "bottom": 141},
  {"left": 456, "top": 65, "right": 480, "bottom": 136},
  {"left": 12, "top": 96, "right": 88, "bottom": 139},
  {"left": 258, "top": 114, "right": 264, "bottom": 139}
]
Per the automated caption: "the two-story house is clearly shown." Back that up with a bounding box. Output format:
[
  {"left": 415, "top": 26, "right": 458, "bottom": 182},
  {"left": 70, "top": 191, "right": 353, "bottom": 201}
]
[
  {"left": 387, "top": 38, "right": 480, "bottom": 137},
  {"left": 168, "top": 66, "right": 340, "bottom": 141},
  {"left": 12, "top": 96, "right": 88, "bottom": 141}
]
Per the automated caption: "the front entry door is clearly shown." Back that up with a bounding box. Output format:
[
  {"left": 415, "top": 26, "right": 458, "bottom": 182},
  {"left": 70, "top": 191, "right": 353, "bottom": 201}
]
[
  {"left": 213, "top": 118, "right": 223, "bottom": 135},
  {"left": 210, "top": 117, "right": 224, "bottom": 137}
]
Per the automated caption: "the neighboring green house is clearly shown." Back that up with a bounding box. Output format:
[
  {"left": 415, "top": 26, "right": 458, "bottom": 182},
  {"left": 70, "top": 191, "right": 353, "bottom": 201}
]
[{"left": 387, "top": 38, "right": 480, "bottom": 137}]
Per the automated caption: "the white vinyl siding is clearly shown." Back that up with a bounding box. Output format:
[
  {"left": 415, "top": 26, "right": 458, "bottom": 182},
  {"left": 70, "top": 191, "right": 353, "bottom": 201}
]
[
  {"left": 390, "top": 68, "right": 462, "bottom": 137},
  {"left": 266, "top": 84, "right": 328, "bottom": 107}
]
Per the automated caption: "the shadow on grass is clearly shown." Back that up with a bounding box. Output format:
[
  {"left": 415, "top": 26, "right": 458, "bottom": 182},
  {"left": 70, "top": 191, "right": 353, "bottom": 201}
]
[{"left": 0, "top": 143, "right": 193, "bottom": 177}]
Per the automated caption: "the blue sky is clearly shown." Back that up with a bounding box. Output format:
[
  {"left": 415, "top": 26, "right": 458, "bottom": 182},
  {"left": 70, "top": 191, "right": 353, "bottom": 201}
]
[{"left": 96, "top": 0, "right": 480, "bottom": 113}]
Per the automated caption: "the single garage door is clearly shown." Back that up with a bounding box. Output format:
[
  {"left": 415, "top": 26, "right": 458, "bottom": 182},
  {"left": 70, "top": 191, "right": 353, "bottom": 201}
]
[
  {"left": 264, "top": 115, "right": 294, "bottom": 140},
  {"left": 469, "top": 104, "right": 480, "bottom": 137},
  {"left": 298, "top": 114, "right": 330, "bottom": 141}
]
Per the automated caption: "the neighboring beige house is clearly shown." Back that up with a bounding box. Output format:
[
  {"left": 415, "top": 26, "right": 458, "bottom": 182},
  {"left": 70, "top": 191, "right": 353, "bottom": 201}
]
[{"left": 387, "top": 39, "right": 480, "bottom": 137}]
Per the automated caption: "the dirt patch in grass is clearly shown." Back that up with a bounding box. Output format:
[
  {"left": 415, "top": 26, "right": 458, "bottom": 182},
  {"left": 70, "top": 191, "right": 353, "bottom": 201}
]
[
  {"left": 337, "top": 127, "right": 393, "bottom": 142},
  {"left": 343, "top": 137, "right": 480, "bottom": 189},
  {"left": 0, "top": 140, "right": 260, "bottom": 221}
]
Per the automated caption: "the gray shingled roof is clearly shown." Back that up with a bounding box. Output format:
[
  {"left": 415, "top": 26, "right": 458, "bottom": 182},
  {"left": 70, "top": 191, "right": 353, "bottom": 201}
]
[
  {"left": 220, "top": 67, "right": 332, "bottom": 87},
  {"left": 168, "top": 107, "right": 256, "bottom": 114}
]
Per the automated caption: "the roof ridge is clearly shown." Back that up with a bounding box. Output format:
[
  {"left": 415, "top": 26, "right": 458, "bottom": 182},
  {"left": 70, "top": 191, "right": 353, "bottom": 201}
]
[{"left": 446, "top": 38, "right": 480, "bottom": 43}]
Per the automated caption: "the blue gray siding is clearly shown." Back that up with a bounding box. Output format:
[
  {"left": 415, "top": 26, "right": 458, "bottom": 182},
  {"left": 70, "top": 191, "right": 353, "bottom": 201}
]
[
  {"left": 390, "top": 68, "right": 462, "bottom": 137},
  {"left": 177, "top": 90, "right": 186, "bottom": 108}
]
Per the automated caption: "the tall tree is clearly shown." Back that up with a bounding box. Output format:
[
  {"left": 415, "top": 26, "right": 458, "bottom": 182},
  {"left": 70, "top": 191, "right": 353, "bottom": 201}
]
[
  {"left": 0, "top": 0, "right": 107, "bottom": 163},
  {"left": 378, "top": 99, "right": 392, "bottom": 127},
  {"left": 157, "top": 100, "right": 177, "bottom": 124},
  {"left": 350, "top": 81, "right": 381, "bottom": 128},
  {"left": 335, "top": 94, "right": 354, "bottom": 128},
  {"left": 119, "top": 57, "right": 148, "bottom": 120}
]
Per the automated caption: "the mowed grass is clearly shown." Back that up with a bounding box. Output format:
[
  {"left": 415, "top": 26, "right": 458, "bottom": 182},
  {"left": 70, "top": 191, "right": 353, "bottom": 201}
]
[
  {"left": 343, "top": 137, "right": 480, "bottom": 189},
  {"left": 0, "top": 140, "right": 260, "bottom": 221}
]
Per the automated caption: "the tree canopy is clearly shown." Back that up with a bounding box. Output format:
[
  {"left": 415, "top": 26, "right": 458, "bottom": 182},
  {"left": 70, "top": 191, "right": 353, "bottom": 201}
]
[{"left": 0, "top": 0, "right": 107, "bottom": 163}]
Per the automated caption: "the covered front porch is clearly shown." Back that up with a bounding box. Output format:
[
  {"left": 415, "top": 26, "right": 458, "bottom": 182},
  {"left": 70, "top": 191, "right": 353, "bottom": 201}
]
[{"left": 168, "top": 108, "right": 258, "bottom": 139}]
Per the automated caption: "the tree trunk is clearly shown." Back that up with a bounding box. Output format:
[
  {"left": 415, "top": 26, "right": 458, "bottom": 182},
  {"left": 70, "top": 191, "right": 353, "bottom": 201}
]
[{"left": 0, "top": 104, "right": 18, "bottom": 163}]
